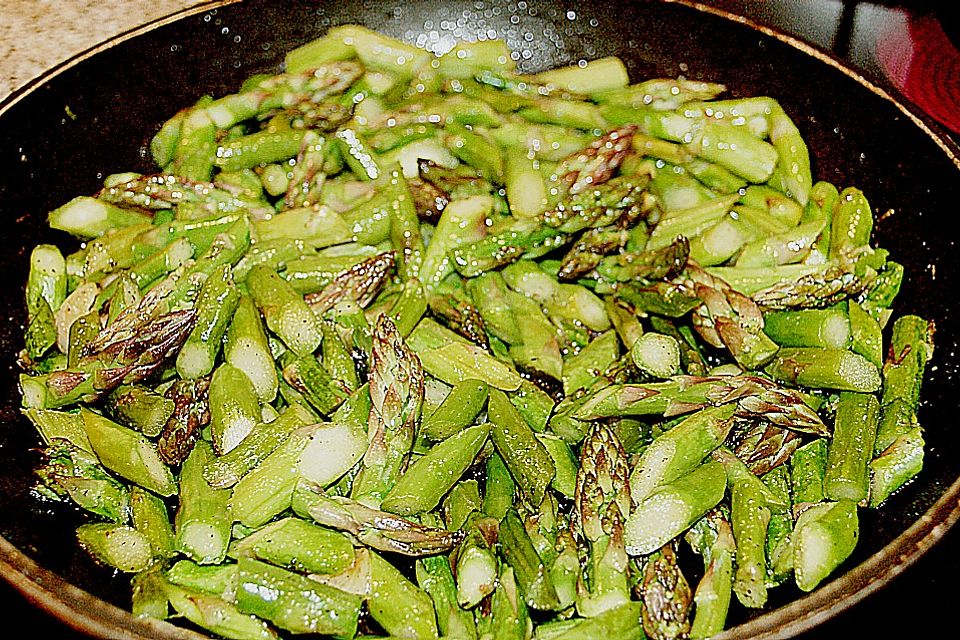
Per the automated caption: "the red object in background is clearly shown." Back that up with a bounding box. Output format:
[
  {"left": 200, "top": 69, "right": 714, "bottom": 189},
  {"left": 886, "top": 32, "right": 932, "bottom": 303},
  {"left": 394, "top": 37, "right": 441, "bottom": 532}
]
[{"left": 876, "top": 11, "right": 960, "bottom": 135}]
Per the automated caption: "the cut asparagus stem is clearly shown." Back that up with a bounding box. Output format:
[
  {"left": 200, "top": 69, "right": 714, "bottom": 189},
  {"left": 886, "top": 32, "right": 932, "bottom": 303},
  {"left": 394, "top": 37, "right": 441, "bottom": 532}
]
[
  {"left": 421, "top": 379, "right": 489, "bottom": 441},
  {"left": 246, "top": 264, "right": 323, "bottom": 357},
  {"left": 793, "top": 499, "right": 859, "bottom": 592},
  {"left": 176, "top": 441, "right": 232, "bottom": 565},
  {"left": 824, "top": 391, "right": 880, "bottom": 503},
  {"left": 624, "top": 460, "right": 727, "bottom": 556},
  {"left": 488, "top": 388, "right": 556, "bottom": 508},
  {"left": 227, "top": 516, "right": 355, "bottom": 575},
  {"left": 380, "top": 423, "right": 490, "bottom": 516},
  {"left": 235, "top": 557, "right": 362, "bottom": 636},
  {"left": 76, "top": 523, "right": 155, "bottom": 573}
]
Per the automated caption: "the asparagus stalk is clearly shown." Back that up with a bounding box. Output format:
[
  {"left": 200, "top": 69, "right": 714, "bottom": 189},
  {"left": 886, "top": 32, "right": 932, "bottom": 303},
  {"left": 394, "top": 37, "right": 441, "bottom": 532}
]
[
  {"left": 454, "top": 514, "right": 500, "bottom": 610},
  {"left": 417, "top": 550, "right": 479, "bottom": 640},
  {"left": 629, "top": 404, "right": 736, "bottom": 503},
  {"left": 176, "top": 263, "right": 240, "bottom": 379},
  {"left": 874, "top": 314, "right": 934, "bottom": 453},
  {"left": 105, "top": 384, "right": 175, "bottom": 438},
  {"left": 224, "top": 294, "right": 279, "bottom": 404},
  {"left": 227, "top": 516, "right": 355, "bottom": 575},
  {"left": 443, "top": 479, "right": 483, "bottom": 531},
  {"left": 209, "top": 362, "right": 262, "bottom": 454},
  {"left": 792, "top": 499, "right": 859, "bottom": 592},
  {"left": 624, "top": 459, "right": 727, "bottom": 556},
  {"left": 368, "top": 548, "right": 441, "bottom": 639},
  {"left": 175, "top": 441, "right": 232, "bottom": 565},
  {"left": 728, "top": 462, "right": 773, "bottom": 608},
  {"left": 488, "top": 388, "right": 556, "bottom": 508},
  {"left": 203, "top": 404, "right": 313, "bottom": 488},
  {"left": 380, "top": 422, "right": 490, "bottom": 515},
  {"left": 824, "top": 391, "right": 880, "bottom": 503},
  {"left": 20, "top": 308, "right": 197, "bottom": 409},
  {"left": 130, "top": 486, "right": 176, "bottom": 560},
  {"left": 246, "top": 264, "right": 322, "bottom": 356},
  {"left": 157, "top": 376, "right": 211, "bottom": 466},
  {"left": 79, "top": 408, "right": 177, "bottom": 496},
  {"left": 298, "top": 481, "right": 463, "bottom": 556},
  {"left": 685, "top": 509, "right": 735, "bottom": 638},
  {"left": 76, "top": 523, "right": 155, "bottom": 573},
  {"left": 35, "top": 439, "right": 131, "bottom": 523},
  {"left": 164, "top": 581, "right": 277, "bottom": 640},
  {"left": 235, "top": 557, "right": 362, "bottom": 636},
  {"left": 421, "top": 379, "right": 489, "bottom": 441},
  {"left": 576, "top": 374, "right": 826, "bottom": 436},
  {"left": 131, "top": 568, "right": 169, "bottom": 621},
  {"left": 532, "top": 601, "right": 644, "bottom": 640},
  {"left": 764, "top": 347, "right": 881, "bottom": 392},
  {"left": 500, "top": 508, "right": 562, "bottom": 612}
]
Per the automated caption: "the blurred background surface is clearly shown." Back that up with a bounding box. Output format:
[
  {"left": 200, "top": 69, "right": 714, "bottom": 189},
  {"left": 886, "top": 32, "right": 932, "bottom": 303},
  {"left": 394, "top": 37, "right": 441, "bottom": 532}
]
[{"left": 1, "top": 1, "right": 956, "bottom": 637}]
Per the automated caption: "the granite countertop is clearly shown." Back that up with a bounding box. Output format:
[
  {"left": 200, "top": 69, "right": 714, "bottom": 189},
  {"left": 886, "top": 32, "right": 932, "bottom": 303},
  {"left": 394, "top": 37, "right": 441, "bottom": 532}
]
[{"left": 0, "top": 0, "right": 203, "bottom": 100}]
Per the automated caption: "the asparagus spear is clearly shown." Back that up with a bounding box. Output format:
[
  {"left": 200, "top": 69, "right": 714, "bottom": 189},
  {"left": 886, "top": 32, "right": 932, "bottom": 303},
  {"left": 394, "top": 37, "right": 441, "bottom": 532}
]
[
  {"left": 685, "top": 509, "right": 735, "bottom": 638},
  {"left": 637, "top": 543, "right": 693, "bottom": 640},
  {"left": 628, "top": 404, "right": 736, "bottom": 503},
  {"left": 35, "top": 439, "right": 131, "bottom": 523},
  {"left": 488, "top": 388, "right": 556, "bottom": 508},
  {"left": 203, "top": 404, "right": 314, "bottom": 488},
  {"left": 164, "top": 581, "right": 277, "bottom": 640},
  {"left": 453, "top": 513, "right": 500, "bottom": 610},
  {"left": 532, "top": 601, "right": 644, "bottom": 640},
  {"left": 224, "top": 294, "right": 279, "bottom": 403},
  {"left": 297, "top": 481, "right": 463, "bottom": 555},
  {"left": 176, "top": 263, "right": 240, "bottom": 379},
  {"left": 79, "top": 408, "right": 177, "bottom": 496},
  {"left": 368, "top": 548, "right": 441, "bottom": 639},
  {"left": 20, "top": 308, "right": 197, "bottom": 409},
  {"left": 764, "top": 347, "right": 881, "bottom": 392},
  {"left": 824, "top": 391, "right": 880, "bottom": 503},
  {"left": 573, "top": 422, "right": 633, "bottom": 617},
  {"left": 874, "top": 314, "right": 934, "bottom": 453},
  {"left": 76, "top": 523, "right": 155, "bottom": 573},
  {"left": 351, "top": 314, "right": 424, "bottom": 504},
  {"left": 792, "top": 499, "right": 859, "bottom": 592},
  {"left": 421, "top": 379, "right": 489, "bottom": 441},
  {"left": 624, "top": 460, "right": 727, "bottom": 556},
  {"left": 303, "top": 250, "right": 396, "bottom": 316},
  {"left": 105, "top": 384, "right": 175, "bottom": 437},
  {"left": 575, "top": 374, "right": 826, "bottom": 436},
  {"left": 500, "top": 508, "right": 562, "bottom": 612},
  {"left": 130, "top": 486, "right": 176, "bottom": 560},
  {"left": 728, "top": 460, "right": 773, "bottom": 608},
  {"left": 157, "top": 375, "right": 211, "bottom": 466},
  {"left": 674, "top": 261, "right": 781, "bottom": 370},
  {"left": 131, "top": 567, "right": 169, "bottom": 621}
]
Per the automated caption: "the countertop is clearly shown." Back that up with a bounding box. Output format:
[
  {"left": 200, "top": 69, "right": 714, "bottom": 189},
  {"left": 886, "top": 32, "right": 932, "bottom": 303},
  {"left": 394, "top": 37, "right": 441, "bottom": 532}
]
[{"left": 1, "top": 1, "right": 958, "bottom": 638}]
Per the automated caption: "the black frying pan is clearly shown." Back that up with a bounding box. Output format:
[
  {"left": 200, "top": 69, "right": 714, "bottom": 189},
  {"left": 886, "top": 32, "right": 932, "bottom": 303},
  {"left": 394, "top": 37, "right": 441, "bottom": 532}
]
[{"left": 2, "top": 1, "right": 959, "bottom": 638}]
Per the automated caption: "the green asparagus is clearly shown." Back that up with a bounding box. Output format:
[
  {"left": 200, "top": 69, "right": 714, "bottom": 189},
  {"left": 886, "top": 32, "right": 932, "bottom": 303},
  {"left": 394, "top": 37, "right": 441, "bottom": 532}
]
[{"left": 13, "top": 25, "right": 934, "bottom": 640}]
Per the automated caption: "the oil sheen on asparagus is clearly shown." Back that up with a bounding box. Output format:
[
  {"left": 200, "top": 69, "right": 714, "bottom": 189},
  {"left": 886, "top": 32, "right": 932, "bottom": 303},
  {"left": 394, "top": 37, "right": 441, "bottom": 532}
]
[{"left": 18, "top": 24, "right": 933, "bottom": 640}]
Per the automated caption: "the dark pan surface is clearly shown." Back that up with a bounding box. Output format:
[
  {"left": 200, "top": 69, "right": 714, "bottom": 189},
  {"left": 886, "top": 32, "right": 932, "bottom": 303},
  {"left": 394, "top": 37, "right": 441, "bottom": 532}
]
[{"left": 1, "top": 1, "right": 958, "bottom": 638}]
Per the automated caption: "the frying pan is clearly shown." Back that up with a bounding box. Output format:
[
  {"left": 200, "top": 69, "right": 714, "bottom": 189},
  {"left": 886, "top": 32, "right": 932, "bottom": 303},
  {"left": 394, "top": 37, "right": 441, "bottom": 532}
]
[{"left": 1, "top": 0, "right": 959, "bottom": 638}]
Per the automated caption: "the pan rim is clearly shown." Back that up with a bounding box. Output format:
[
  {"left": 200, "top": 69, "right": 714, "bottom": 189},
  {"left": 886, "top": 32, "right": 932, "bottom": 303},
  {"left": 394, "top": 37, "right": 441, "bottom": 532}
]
[{"left": 1, "top": 1, "right": 958, "bottom": 638}]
